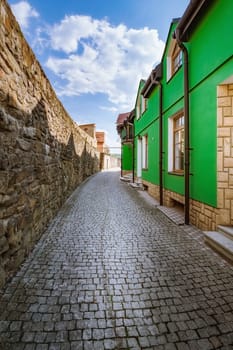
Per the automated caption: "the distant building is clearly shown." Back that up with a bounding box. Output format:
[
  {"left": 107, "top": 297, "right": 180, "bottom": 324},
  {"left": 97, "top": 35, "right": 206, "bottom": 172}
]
[
  {"left": 80, "top": 124, "right": 120, "bottom": 170},
  {"left": 96, "top": 131, "right": 105, "bottom": 153},
  {"left": 116, "top": 111, "right": 134, "bottom": 176},
  {"left": 79, "top": 123, "right": 96, "bottom": 138}
]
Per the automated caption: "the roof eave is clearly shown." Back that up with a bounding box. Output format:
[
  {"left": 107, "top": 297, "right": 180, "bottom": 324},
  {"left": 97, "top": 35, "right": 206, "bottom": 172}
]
[
  {"left": 175, "top": 0, "right": 211, "bottom": 42},
  {"left": 141, "top": 64, "right": 162, "bottom": 98}
]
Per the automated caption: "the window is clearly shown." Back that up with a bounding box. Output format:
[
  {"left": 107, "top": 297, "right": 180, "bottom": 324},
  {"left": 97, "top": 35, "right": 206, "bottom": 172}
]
[
  {"left": 136, "top": 100, "right": 140, "bottom": 120},
  {"left": 140, "top": 95, "right": 148, "bottom": 115},
  {"left": 172, "top": 45, "right": 182, "bottom": 75},
  {"left": 128, "top": 124, "right": 133, "bottom": 140},
  {"left": 136, "top": 95, "right": 147, "bottom": 119},
  {"left": 168, "top": 112, "right": 184, "bottom": 173},
  {"left": 167, "top": 39, "right": 183, "bottom": 81},
  {"left": 173, "top": 115, "right": 184, "bottom": 172},
  {"left": 142, "top": 135, "right": 148, "bottom": 169}
]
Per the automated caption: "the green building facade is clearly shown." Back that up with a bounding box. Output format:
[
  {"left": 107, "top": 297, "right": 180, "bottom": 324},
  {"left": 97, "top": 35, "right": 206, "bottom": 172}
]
[
  {"left": 133, "top": 0, "right": 233, "bottom": 231},
  {"left": 116, "top": 112, "right": 134, "bottom": 176}
]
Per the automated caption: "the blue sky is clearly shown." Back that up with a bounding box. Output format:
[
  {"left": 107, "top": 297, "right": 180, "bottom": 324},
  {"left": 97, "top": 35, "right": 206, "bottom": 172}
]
[{"left": 10, "top": 0, "right": 189, "bottom": 153}]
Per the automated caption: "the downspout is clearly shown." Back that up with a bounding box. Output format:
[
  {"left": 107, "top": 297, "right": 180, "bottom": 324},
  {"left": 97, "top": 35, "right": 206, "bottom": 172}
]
[
  {"left": 120, "top": 141, "right": 123, "bottom": 177},
  {"left": 126, "top": 121, "right": 135, "bottom": 183},
  {"left": 132, "top": 122, "right": 135, "bottom": 183},
  {"left": 158, "top": 82, "right": 163, "bottom": 205},
  {"left": 152, "top": 79, "right": 163, "bottom": 205},
  {"left": 143, "top": 73, "right": 163, "bottom": 204},
  {"left": 175, "top": 28, "right": 190, "bottom": 225}
]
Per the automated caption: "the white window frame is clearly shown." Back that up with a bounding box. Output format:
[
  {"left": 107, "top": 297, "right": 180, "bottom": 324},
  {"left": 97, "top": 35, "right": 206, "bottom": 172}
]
[
  {"left": 168, "top": 112, "right": 184, "bottom": 173},
  {"left": 136, "top": 95, "right": 147, "bottom": 120},
  {"left": 167, "top": 38, "right": 182, "bottom": 81},
  {"left": 142, "top": 134, "right": 148, "bottom": 169},
  {"left": 140, "top": 95, "right": 147, "bottom": 115},
  {"left": 136, "top": 99, "right": 140, "bottom": 120}
]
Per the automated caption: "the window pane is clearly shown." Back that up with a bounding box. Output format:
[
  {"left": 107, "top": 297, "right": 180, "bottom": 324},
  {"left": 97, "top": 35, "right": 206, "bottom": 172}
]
[{"left": 173, "top": 114, "right": 184, "bottom": 171}]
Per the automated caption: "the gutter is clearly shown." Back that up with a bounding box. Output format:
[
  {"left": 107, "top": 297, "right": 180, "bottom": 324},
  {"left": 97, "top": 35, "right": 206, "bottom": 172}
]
[
  {"left": 176, "top": 0, "right": 210, "bottom": 41},
  {"left": 174, "top": 28, "right": 190, "bottom": 225}
]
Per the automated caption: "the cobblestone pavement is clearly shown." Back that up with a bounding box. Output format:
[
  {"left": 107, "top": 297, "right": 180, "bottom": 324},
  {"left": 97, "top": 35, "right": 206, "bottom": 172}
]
[{"left": 1, "top": 170, "right": 233, "bottom": 350}]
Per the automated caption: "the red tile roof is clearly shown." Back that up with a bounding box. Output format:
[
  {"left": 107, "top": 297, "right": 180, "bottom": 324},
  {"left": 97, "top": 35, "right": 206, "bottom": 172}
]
[{"left": 116, "top": 112, "right": 131, "bottom": 125}]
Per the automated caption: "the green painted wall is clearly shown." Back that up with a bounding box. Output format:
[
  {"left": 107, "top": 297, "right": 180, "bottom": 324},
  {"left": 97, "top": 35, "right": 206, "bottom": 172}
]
[
  {"left": 122, "top": 143, "right": 133, "bottom": 171},
  {"left": 187, "top": 0, "right": 233, "bottom": 207},
  {"left": 134, "top": 82, "right": 160, "bottom": 185},
  {"left": 163, "top": 100, "right": 185, "bottom": 196},
  {"left": 133, "top": 0, "right": 233, "bottom": 208},
  {"left": 160, "top": 1, "right": 232, "bottom": 207},
  {"left": 188, "top": 0, "right": 233, "bottom": 89},
  {"left": 141, "top": 122, "right": 160, "bottom": 185}
]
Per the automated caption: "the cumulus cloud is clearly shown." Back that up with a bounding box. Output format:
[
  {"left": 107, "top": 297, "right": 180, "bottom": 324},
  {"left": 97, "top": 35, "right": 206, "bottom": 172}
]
[
  {"left": 100, "top": 106, "right": 118, "bottom": 113},
  {"left": 46, "top": 15, "right": 164, "bottom": 110},
  {"left": 11, "top": 1, "right": 39, "bottom": 29}
]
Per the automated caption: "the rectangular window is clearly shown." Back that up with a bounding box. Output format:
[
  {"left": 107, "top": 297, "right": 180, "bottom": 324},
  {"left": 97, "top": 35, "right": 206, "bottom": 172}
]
[
  {"left": 173, "top": 115, "right": 184, "bottom": 172},
  {"left": 142, "top": 134, "right": 148, "bottom": 169},
  {"left": 140, "top": 95, "right": 148, "bottom": 115},
  {"left": 128, "top": 125, "right": 133, "bottom": 140},
  {"left": 172, "top": 46, "right": 182, "bottom": 75},
  {"left": 167, "top": 39, "right": 183, "bottom": 81},
  {"left": 136, "top": 103, "right": 140, "bottom": 120}
]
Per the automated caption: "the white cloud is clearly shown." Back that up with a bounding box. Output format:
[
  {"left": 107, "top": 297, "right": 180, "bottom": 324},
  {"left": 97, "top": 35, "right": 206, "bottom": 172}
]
[
  {"left": 45, "top": 15, "right": 164, "bottom": 111},
  {"left": 100, "top": 106, "right": 118, "bottom": 113},
  {"left": 11, "top": 1, "right": 39, "bottom": 29}
]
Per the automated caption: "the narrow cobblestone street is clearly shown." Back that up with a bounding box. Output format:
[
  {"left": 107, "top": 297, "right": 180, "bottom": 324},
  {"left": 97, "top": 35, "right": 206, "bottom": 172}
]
[{"left": 0, "top": 170, "right": 233, "bottom": 350}]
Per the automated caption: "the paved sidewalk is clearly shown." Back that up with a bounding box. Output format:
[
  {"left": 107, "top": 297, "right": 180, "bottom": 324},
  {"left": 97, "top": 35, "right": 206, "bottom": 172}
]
[{"left": 0, "top": 170, "right": 233, "bottom": 350}]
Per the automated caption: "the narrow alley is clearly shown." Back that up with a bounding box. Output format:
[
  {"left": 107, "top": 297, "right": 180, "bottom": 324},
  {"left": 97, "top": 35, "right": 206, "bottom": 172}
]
[{"left": 0, "top": 170, "right": 233, "bottom": 350}]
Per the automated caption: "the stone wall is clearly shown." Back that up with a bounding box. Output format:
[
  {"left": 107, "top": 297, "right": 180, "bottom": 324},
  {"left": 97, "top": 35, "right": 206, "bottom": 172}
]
[
  {"left": 0, "top": 0, "right": 99, "bottom": 288},
  {"left": 217, "top": 83, "right": 233, "bottom": 226},
  {"left": 140, "top": 179, "right": 220, "bottom": 231}
]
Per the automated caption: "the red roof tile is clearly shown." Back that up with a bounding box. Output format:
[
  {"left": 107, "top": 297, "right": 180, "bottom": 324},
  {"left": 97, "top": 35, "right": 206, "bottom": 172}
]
[{"left": 116, "top": 112, "right": 131, "bottom": 125}]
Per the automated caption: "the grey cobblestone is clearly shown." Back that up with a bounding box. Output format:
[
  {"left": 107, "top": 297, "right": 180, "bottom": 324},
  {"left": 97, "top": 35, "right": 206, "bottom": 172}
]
[{"left": 0, "top": 170, "right": 233, "bottom": 349}]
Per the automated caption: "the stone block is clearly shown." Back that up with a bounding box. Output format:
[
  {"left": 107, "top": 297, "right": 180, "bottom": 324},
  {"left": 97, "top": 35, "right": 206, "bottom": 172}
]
[
  {"left": 217, "top": 151, "right": 223, "bottom": 171},
  {"left": 223, "top": 137, "right": 231, "bottom": 157},
  {"left": 223, "top": 116, "right": 233, "bottom": 127},
  {"left": 224, "top": 157, "right": 233, "bottom": 168},
  {"left": 218, "top": 96, "right": 231, "bottom": 107},
  {"left": 229, "top": 175, "right": 233, "bottom": 186},
  {"left": 223, "top": 107, "right": 233, "bottom": 117},
  {"left": 218, "top": 171, "right": 228, "bottom": 182},
  {"left": 225, "top": 189, "right": 233, "bottom": 200},
  {"left": 0, "top": 236, "right": 9, "bottom": 254},
  {"left": 16, "top": 138, "right": 32, "bottom": 151},
  {"left": 216, "top": 209, "right": 231, "bottom": 226},
  {"left": 218, "top": 127, "right": 230, "bottom": 137},
  {"left": 217, "top": 189, "right": 224, "bottom": 208},
  {"left": 217, "top": 85, "right": 229, "bottom": 97},
  {"left": 0, "top": 266, "right": 6, "bottom": 289},
  {"left": 217, "top": 107, "right": 223, "bottom": 126}
]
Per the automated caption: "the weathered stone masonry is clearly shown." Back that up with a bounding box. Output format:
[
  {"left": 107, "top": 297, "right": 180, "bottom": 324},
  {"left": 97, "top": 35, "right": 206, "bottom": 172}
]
[{"left": 0, "top": 0, "right": 99, "bottom": 288}]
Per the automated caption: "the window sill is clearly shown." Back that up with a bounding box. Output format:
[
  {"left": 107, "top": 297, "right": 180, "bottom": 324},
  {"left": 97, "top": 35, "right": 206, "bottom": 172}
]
[
  {"left": 168, "top": 171, "right": 184, "bottom": 176},
  {"left": 166, "top": 65, "right": 182, "bottom": 83}
]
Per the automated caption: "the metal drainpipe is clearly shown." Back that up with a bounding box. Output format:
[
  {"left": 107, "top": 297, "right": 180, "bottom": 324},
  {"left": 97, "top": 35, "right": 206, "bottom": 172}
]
[
  {"left": 120, "top": 141, "right": 123, "bottom": 177},
  {"left": 175, "top": 29, "right": 190, "bottom": 225},
  {"left": 126, "top": 121, "right": 135, "bottom": 183},
  {"left": 151, "top": 80, "right": 163, "bottom": 205},
  {"left": 158, "top": 82, "right": 163, "bottom": 206},
  {"left": 132, "top": 123, "right": 135, "bottom": 183}
]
